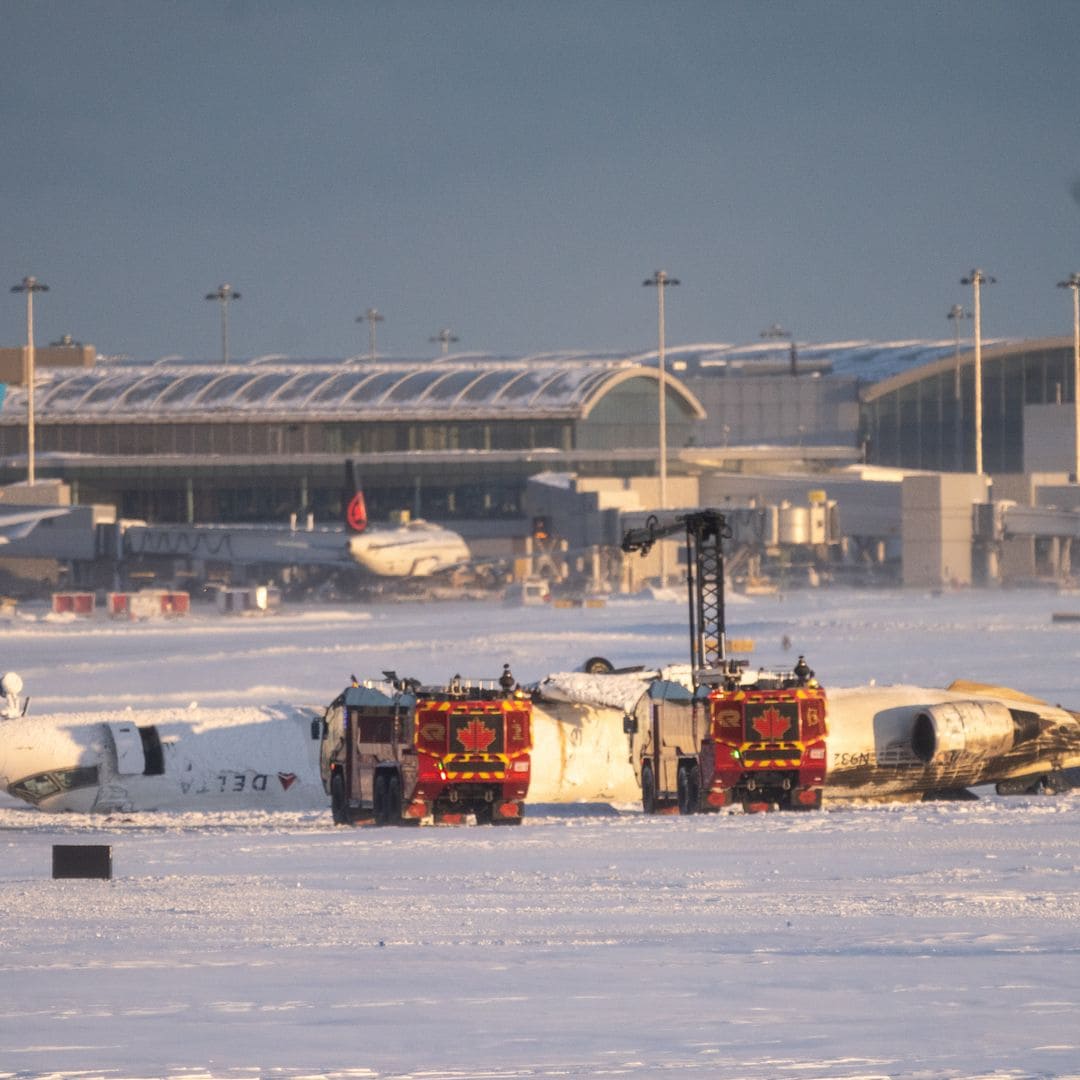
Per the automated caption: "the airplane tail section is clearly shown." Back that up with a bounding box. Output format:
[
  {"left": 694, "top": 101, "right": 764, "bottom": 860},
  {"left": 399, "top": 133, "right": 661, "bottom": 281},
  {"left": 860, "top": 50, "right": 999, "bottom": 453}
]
[{"left": 344, "top": 460, "right": 368, "bottom": 534}]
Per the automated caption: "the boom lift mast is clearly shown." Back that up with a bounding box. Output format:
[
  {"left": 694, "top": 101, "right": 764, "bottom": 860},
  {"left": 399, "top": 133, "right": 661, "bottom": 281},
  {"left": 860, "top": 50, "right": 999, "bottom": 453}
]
[
  {"left": 622, "top": 509, "right": 828, "bottom": 812},
  {"left": 621, "top": 510, "right": 733, "bottom": 687}
]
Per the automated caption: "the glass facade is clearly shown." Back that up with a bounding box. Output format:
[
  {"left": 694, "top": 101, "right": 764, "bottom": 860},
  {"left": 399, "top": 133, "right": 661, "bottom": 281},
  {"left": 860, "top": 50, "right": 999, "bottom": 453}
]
[
  {"left": 0, "top": 361, "right": 703, "bottom": 525},
  {"left": 578, "top": 376, "right": 699, "bottom": 450},
  {"left": 861, "top": 343, "right": 1073, "bottom": 473},
  {"left": 70, "top": 459, "right": 587, "bottom": 524}
]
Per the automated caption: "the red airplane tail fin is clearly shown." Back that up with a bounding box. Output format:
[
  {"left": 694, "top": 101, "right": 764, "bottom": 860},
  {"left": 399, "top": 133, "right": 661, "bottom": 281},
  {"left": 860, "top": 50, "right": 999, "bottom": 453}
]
[{"left": 344, "top": 460, "right": 368, "bottom": 534}]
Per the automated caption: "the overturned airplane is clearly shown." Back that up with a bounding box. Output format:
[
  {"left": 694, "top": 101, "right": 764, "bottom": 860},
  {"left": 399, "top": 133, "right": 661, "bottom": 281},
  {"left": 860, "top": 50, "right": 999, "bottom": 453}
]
[
  {"left": 2, "top": 665, "right": 1079, "bottom": 814},
  {"left": 534, "top": 668, "right": 1080, "bottom": 807}
]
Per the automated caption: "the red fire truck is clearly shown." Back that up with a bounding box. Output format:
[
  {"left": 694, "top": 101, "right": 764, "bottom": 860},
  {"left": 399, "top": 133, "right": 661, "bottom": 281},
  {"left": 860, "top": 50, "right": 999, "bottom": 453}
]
[
  {"left": 319, "top": 668, "right": 532, "bottom": 825},
  {"left": 621, "top": 510, "right": 828, "bottom": 813}
]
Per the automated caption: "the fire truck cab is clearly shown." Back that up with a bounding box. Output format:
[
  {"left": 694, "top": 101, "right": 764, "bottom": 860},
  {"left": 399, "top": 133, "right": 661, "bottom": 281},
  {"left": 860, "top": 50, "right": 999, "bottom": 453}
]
[
  {"left": 319, "top": 670, "right": 532, "bottom": 825},
  {"left": 626, "top": 663, "right": 827, "bottom": 813},
  {"left": 621, "top": 509, "right": 828, "bottom": 814}
]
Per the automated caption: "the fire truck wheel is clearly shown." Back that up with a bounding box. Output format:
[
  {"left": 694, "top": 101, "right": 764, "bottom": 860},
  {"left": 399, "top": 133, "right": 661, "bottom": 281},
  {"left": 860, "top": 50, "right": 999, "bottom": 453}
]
[
  {"left": 386, "top": 772, "right": 403, "bottom": 823},
  {"left": 677, "top": 763, "right": 701, "bottom": 816},
  {"left": 330, "top": 772, "right": 348, "bottom": 826},
  {"left": 373, "top": 772, "right": 388, "bottom": 825},
  {"left": 641, "top": 762, "right": 657, "bottom": 815},
  {"left": 475, "top": 802, "right": 494, "bottom": 825}
]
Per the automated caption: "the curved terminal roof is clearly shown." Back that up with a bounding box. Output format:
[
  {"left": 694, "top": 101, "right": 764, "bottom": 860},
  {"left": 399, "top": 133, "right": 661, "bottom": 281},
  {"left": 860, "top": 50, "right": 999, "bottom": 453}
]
[
  {"left": 0, "top": 356, "right": 705, "bottom": 422},
  {"left": 857, "top": 336, "right": 1068, "bottom": 402},
  {"left": 0, "top": 340, "right": 1017, "bottom": 422}
]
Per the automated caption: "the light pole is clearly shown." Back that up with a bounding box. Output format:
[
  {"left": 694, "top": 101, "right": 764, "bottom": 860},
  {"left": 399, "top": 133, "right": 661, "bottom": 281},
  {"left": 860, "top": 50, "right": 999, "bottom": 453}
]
[
  {"left": 644, "top": 270, "right": 679, "bottom": 583},
  {"left": 960, "top": 269, "right": 995, "bottom": 475},
  {"left": 761, "top": 322, "right": 798, "bottom": 376},
  {"left": 430, "top": 328, "right": 459, "bottom": 356},
  {"left": 10, "top": 276, "right": 48, "bottom": 485},
  {"left": 947, "top": 304, "right": 971, "bottom": 470},
  {"left": 1058, "top": 273, "right": 1080, "bottom": 481},
  {"left": 205, "top": 284, "right": 241, "bottom": 365},
  {"left": 357, "top": 307, "right": 383, "bottom": 363}
]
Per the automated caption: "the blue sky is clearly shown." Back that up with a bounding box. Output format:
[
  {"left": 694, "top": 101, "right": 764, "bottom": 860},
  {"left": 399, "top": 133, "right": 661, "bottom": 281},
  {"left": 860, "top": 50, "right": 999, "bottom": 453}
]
[{"left": 2, "top": 1, "right": 1079, "bottom": 361}]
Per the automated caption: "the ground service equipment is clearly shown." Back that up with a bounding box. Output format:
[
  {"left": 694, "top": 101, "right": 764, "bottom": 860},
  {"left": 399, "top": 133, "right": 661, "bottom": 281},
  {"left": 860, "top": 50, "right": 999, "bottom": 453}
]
[
  {"left": 621, "top": 510, "right": 827, "bottom": 812},
  {"left": 319, "top": 668, "right": 532, "bottom": 825}
]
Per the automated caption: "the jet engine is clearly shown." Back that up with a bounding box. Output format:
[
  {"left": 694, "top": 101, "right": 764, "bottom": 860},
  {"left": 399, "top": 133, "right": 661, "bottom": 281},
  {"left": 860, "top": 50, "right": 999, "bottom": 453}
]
[{"left": 911, "top": 700, "right": 1038, "bottom": 765}]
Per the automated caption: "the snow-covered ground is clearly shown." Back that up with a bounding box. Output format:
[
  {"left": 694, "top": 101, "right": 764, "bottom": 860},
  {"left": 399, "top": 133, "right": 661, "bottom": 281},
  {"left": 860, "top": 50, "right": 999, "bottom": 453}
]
[{"left": 3, "top": 588, "right": 1080, "bottom": 1079}]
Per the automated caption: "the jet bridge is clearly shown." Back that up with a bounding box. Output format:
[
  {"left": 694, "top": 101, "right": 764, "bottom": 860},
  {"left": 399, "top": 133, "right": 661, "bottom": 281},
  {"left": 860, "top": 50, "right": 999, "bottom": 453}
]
[
  {"left": 110, "top": 521, "right": 355, "bottom": 567},
  {"left": 975, "top": 500, "right": 1080, "bottom": 582},
  {"left": 0, "top": 511, "right": 358, "bottom": 594},
  {"left": 996, "top": 503, "right": 1080, "bottom": 540}
]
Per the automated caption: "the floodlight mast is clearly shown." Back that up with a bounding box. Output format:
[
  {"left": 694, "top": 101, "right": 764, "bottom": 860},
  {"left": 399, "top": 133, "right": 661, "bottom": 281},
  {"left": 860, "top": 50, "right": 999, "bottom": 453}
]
[
  {"left": 357, "top": 308, "right": 383, "bottom": 363},
  {"left": 960, "top": 269, "right": 995, "bottom": 475},
  {"left": 10, "top": 276, "right": 49, "bottom": 485},
  {"left": 947, "top": 304, "right": 972, "bottom": 470},
  {"left": 430, "top": 328, "right": 459, "bottom": 356},
  {"left": 760, "top": 322, "right": 798, "bottom": 376},
  {"left": 1057, "top": 273, "right": 1080, "bottom": 482},
  {"left": 205, "top": 284, "right": 240, "bottom": 365}
]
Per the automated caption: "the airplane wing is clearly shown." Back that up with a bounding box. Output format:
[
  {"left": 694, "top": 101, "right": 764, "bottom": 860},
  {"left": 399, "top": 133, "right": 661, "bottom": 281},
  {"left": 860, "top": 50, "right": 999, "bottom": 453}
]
[
  {"left": 945, "top": 679, "right": 1053, "bottom": 706},
  {"left": 0, "top": 507, "right": 70, "bottom": 544}
]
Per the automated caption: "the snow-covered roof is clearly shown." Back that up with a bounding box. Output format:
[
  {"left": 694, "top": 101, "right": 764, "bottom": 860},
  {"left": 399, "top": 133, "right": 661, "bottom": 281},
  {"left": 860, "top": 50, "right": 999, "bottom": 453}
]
[
  {"left": 653, "top": 340, "right": 996, "bottom": 382},
  {"left": 0, "top": 358, "right": 653, "bottom": 421},
  {"left": 0, "top": 340, "right": 1016, "bottom": 422}
]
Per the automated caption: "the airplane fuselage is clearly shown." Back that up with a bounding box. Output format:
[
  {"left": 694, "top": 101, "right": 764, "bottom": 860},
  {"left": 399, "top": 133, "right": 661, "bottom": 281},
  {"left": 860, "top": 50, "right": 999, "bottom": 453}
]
[
  {"left": 534, "top": 674, "right": 1080, "bottom": 805},
  {"left": 3, "top": 679, "right": 1079, "bottom": 813},
  {"left": 0, "top": 705, "right": 323, "bottom": 813},
  {"left": 347, "top": 520, "right": 470, "bottom": 577},
  {"left": 821, "top": 683, "right": 1080, "bottom": 799}
]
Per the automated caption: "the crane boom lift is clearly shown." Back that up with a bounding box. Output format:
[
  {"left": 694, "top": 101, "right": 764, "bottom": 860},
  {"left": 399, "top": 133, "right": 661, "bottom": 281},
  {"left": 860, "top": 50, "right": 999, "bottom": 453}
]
[
  {"left": 621, "top": 509, "right": 732, "bottom": 687},
  {"left": 622, "top": 509, "right": 828, "bottom": 813}
]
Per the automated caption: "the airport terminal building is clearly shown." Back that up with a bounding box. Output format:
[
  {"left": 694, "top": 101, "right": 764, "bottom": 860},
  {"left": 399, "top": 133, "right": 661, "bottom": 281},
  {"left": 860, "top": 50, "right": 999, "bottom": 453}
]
[
  {"left": 858, "top": 337, "right": 1077, "bottom": 474},
  {"left": 0, "top": 336, "right": 1077, "bottom": 536},
  {"left": 0, "top": 352, "right": 707, "bottom": 526}
]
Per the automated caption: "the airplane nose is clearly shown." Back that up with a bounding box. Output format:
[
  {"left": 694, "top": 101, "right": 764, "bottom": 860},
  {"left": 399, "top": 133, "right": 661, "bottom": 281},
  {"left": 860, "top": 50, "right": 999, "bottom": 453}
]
[{"left": 0, "top": 715, "right": 104, "bottom": 811}]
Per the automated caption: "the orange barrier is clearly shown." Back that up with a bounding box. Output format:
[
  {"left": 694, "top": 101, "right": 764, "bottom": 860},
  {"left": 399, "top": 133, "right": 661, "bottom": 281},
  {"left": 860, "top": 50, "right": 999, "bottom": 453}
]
[{"left": 107, "top": 590, "right": 190, "bottom": 618}]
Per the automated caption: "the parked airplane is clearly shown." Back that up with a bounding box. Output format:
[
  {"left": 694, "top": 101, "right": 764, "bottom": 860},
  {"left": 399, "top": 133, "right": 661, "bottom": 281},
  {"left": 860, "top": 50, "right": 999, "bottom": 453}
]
[
  {"left": 0, "top": 471, "right": 467, "bottom": 583},
  {"left": 342, "top": 460, "right": 470, "bottom": 578},
  {"left": 346, "top": 519, "right": 471, "bottom": 578},
  {"left": 3, "top": 666, "right": 1079, "bottom": 813}
]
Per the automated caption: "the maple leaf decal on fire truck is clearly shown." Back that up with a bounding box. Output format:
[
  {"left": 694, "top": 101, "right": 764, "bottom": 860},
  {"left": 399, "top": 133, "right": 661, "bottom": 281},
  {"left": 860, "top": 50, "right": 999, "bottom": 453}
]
[
  {"left": 456, "top": 717, "right": 497, "bottom": 753},
  {"left": 751, "top": 705, "right": 793, "bottom": 741}
]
